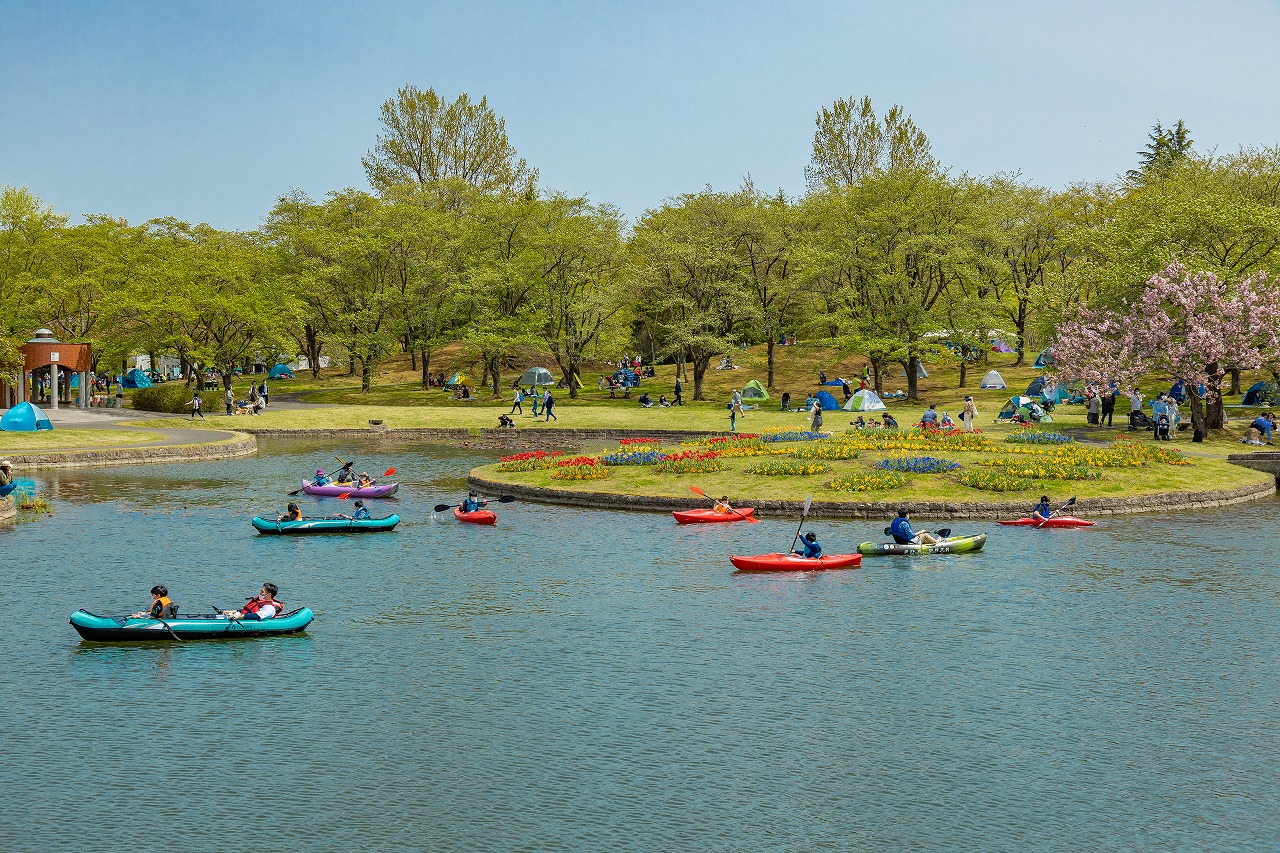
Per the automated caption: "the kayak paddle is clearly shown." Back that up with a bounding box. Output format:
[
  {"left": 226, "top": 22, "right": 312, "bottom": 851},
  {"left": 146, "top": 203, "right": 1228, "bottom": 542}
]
[
  {"left": 287, "top": 486, "right": 305, "bottom": 496},
  {"left": 212, "top": 604, "right": 243, "bottom": 626},
  {"left": 1036, "top": 495, "right": 1076, "bottom": 528},
  {"left": 383, "top": 467, "right": 396, "bottom": 477},
  {"left": 689, "top": 485, "right": 759, "bottom": 523},
  {"left": 432, "top": 496, "right": 516, "bottom": 513},
  {"left": 789, "top": 495, "right": 815, "bottom": 555}
]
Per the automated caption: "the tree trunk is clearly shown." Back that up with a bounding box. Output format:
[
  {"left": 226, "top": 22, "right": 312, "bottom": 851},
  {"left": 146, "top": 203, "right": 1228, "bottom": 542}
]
[
  {"left": 766, "top": 339, "right": 776, "bottom": 390},
  {"left": 1012, "top": 304, "right": 1028, "bottom": 367},
  {"left": 872, "top": 360, "right": 883, "bottom": 396},
  {"left": 420, "top": 349, "right": 431, "bottom": 391},
  {"left": 905, "top": 356, "right": 919, "bottom": 400},
  {"left": 360, "top": 357, "right": 372, "bottom": 393},
  {"left": 692, "top": 355, "right": 711, "bottom": 400},
  {"left": 568, "top": 360, "right": 580, "bottom": 399},
  {"left": 1227, "top": 367, "right": 1241, "bottom": 395},
  {"left": 489, "top": 357, "right": 501, "bottom": 397},
  {"left": 409, "top": 345, "right": 416, "bottom": 372},
  {"left": 1188, "top": 387, "right": 1207, "bottom": 442},
  {"left": 304, "top": 324, "right": 322, "bottom": 378},
  {"left": 347, "top": 347, "right": 357, "bottom": 377},
  {"left": 1205, "top": 362, "right": 1225, "bottom": 430},
  {"left": 958, "top": 356, "right": 968, "bottom": 388}
]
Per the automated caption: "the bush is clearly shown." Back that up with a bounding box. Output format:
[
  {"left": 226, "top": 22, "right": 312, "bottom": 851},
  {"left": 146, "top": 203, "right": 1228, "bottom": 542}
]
[{"left": 132, "top": 383, "right": 203, "bottom": 413}]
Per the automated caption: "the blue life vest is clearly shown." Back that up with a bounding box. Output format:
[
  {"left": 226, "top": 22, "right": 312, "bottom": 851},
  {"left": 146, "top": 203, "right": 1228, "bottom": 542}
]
[
  {"left": 890, "top": 517, "right": 913, "bottom": 543},
  {"left": 354, "top": 507, "right": 370, "bottom": 520},
  {"left": 1033, "top": 501, "right": 1051, "bottom": 519},
  {"left": 796, "top": 538, "right": 822, "bottom": 559}
]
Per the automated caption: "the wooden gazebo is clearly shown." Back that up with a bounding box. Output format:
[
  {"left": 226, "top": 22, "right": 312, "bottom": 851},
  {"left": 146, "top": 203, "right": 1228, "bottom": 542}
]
[{"left": 1, "top": 329, "right": 93, "bottom": 410}]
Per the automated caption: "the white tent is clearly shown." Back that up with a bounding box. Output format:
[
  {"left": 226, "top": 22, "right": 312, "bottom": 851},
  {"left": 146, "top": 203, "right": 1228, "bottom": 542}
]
[
  {"left": 980, "top": 369, "right": 1007, "bottom": 389},
  {"left": 843, "top": 389, "right": 887, "bottom": 411},
  {"left": 900, "top": 362, "right": 928, "bottom": 378},
  {"left": 520, "top": 367, "right": 555, "bottom": 387}
]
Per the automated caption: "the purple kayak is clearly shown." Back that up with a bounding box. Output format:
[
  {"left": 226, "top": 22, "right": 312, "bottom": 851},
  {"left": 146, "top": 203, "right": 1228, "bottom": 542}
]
[{"left": 300, "top": 481, "right": 400, "bottom": 498}]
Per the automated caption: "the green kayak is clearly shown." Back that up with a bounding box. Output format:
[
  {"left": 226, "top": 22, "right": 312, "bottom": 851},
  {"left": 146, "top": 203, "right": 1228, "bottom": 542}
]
[{"left": 857, "top": 533, "right": 987, "bottom": 556}]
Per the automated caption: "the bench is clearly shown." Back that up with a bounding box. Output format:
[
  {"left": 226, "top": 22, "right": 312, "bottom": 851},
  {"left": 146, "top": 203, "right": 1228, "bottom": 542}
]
[{"left": 607, "top": 386, "right": 632, "bottom": 398}]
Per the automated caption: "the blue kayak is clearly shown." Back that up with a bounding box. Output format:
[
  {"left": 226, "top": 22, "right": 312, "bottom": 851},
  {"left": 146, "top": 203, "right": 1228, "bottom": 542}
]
[
  {"left": 70, "top": 608, "right": 314, "bottom": 642},
  {"left": 251, "top": 515, "right": 400, "bottom": 534}
]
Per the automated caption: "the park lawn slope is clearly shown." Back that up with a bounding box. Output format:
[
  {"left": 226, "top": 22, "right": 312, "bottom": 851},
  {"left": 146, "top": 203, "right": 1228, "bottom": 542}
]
[{"left": 0, "top": 428, "right": 165, "bottom": 452}]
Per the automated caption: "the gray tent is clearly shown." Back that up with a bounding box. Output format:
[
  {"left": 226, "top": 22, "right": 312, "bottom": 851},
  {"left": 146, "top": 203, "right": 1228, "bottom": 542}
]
[
  {"left": 980, "top": 369, "right": 1006, "bottom": 389},
  {"left": 900, "top": 362, "right": 928, "bottom": 378},
  {"left": 520, "top": 367, "right": 555, "bottom": 387}
]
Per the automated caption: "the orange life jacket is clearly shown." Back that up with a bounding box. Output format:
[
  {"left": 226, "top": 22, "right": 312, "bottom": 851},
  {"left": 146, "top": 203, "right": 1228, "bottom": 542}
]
[{"left": 150, "top": 596, "right": 177, "bottom": 619}]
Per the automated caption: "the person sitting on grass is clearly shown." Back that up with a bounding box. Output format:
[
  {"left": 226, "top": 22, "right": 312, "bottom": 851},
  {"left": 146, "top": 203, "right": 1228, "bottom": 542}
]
[
  {"left": 638, "top": 392, "right": 653, "bottom": 407},
  {"left": 497, "top": 414, "right": 516, "bottom": 428},
  {"left": 920, "top": 404, "right": 939, "bottom": 430},
  {"left": 882, "top": 412, "right": 899, "bottom": 430},
  {"left": 794, "top": 531, "right": 822, "bottom": 559},
  {"left": 658, "top": 394, "right": 671, "bottom": 407},
  {"left": 889, "top": 508, "right": 939, "bottom": 546},
  {"left": 850, "top": 416, "right": 866, "bottom": 428},
  {"left": 131, "top": 585, "right": 178, "bottom": 619},
  {"left": 940, "top": 411, "right": 954, "bottom": 428}
]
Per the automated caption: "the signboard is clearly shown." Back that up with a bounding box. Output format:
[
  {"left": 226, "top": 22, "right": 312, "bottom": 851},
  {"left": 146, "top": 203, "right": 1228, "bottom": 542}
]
[{"left": 50, "top": 352, "right": 59, "bottom": 362}]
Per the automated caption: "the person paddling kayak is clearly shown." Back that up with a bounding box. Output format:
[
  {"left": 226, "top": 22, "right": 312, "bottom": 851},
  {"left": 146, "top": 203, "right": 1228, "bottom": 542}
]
[
  {"left": 793, "top": 531, "right": 823, "bottom": 559},
  {"left": 890, "top": 508, "right": 939, "bottom": 546},
  {"left": 713, "top": 495, "right": 734, "bottom": 515},
  {"left": 461, "top": 492, "right": 488, "bottom": 513},
  {"left": 223, "top": 583, "right": 283, "bottom": 620},
  {"left": 1032, "top": 496, "right": 1056, "bottom": 521},
  {"left": 341, "top": 500, "right": 370, "bottom": 521}
]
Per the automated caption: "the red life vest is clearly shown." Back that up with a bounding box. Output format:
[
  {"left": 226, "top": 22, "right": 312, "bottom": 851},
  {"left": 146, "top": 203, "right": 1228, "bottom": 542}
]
[{"left": 241, "top": 595, "right": 284, "bottom": 618}]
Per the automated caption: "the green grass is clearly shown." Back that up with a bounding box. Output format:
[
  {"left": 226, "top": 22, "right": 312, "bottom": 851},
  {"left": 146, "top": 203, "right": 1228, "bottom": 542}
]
[{"left": 0, "top": 428, "right": 165, "bottom": 452}]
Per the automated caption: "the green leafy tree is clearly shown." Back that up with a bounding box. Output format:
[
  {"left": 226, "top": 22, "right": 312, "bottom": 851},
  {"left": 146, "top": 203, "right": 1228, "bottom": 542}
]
[
  {"left": 0, "top": 186, "right": 65, "bottom": 346},
  {"left": 363, "top": 86, "right": 537, "bottom": 196},
  {"left": 1126, "top": 119, "right": 1194, "bottom": 184},
  {"left": 805, "top": 96, "right": 936, "bottom": 191}
]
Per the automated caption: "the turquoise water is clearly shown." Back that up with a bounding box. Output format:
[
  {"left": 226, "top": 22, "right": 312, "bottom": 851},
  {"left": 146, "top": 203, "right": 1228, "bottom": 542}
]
[{"left": 1, "top": 438, "right": 1277, "bottom": 851}]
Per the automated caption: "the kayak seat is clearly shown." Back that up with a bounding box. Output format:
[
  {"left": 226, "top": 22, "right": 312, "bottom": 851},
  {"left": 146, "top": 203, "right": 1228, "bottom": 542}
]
[{"left": 884, "top": 526, "right": 910, "bottom": 545}]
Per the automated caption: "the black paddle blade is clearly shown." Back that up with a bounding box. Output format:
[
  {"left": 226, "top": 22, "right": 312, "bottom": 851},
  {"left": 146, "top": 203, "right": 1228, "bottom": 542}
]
[
  {"left": 936, "top": 528, "right": 952, "bottom": 538},
  {"left": 433, "top": 504, "right": 454, "bottom": 513},
  {"left": 495, "top": 495, "right": 516, "bottom": 503},
  {"left": 287, "top": 488, "right": 304, "bottom": 496},
  {"left": 1064, "top": 496, "right": 1078, "bottom": 507}
]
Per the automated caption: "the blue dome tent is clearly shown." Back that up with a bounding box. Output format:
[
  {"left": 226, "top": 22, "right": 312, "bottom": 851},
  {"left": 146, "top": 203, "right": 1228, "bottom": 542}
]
[
  {"left": 120, "top": 368, "right": 152, "bottom": 389},
  {"left": 1033, "top": 349, "right": 1054, "bottom": 369},
  {"left": 1243, "top": 381, "right": 1271, "bottom": 406},
  {"left": 1, "top": 401, "right": 53, "bottom": 432},
  {"left": 814, "top": 390, "right": 840, "bottom": 410},
  {"left": 268, "top": 364, "right": 294, "bottom": 379}
]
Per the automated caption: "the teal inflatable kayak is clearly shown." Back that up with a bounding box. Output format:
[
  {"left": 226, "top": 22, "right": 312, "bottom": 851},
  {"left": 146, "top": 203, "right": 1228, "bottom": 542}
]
[
  {"left": 251, "top": 515, "right": 400, "bottom": 534},
  {"left": 857, "top": 533, "right": 987, "bottom": 556},
  {"left": 69, "top": 608, "right": 314, "bottom": 642}
]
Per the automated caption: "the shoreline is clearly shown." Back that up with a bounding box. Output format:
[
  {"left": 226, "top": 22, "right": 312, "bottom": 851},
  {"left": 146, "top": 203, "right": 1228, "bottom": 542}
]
[{"left": 2, "top": 431, "right": 258, "bottom": 469}]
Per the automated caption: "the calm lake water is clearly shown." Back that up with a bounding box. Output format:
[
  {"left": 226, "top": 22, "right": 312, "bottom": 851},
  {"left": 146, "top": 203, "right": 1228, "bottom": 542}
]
[{"left": 1, "top": 437, "right": 1277, "bottom": 851}]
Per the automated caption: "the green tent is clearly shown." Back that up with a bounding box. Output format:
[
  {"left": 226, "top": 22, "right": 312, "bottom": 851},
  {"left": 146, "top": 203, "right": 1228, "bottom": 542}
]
[{"left": 741, "top": 379, "right": 769, "bottom": 401}]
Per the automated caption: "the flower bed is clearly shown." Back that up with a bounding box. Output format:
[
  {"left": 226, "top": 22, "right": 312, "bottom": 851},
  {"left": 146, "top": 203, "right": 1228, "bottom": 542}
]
[
  {"left": 1005, "top": 430, "right": 1073, "bottom": 445},
  {"left": 497, "top": 449, "right": 566, "bottom": 471},
  {"left": 761, "top": 430, "right": 826, "bottom": 443},
  {"left": 792, "top": 443, "right": 861, "bottom": 460},
  {"left": 826, "top": 470, "right": 909, "bottom": 492},
  {"left": 656, "top": 450, "right": 724, "bottom": 474},
  {"left": 975, "top": 458, "right": 1099, "bottom": 480},
  {"left": 550, "top": 456, "right": 610, "bottom": 480},
  {"left": 1110, "top": 435, "right": 1190, "bottom": 465},
  {"left": 745, "top": 459, "right": 829, "bottom": 476},
  {"left": 958, "top": 469, "right": 1033, "bottom": 492},
  {"left": 618, "top": 437, "right": 662, "bottom": 446},
  {"left": 875, "top": 455, "right": 960, "bottom": 474},
  {"left": 599, "top": 450, "right": 667, "bottom": 466}
]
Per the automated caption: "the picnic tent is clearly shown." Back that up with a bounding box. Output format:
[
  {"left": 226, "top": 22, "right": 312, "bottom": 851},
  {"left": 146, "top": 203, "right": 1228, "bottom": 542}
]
[
  {"left": 992, "top": 340, "right": 1015, "bottom": 354},
  {"left": 843, "top": 389, "right": 887, "bottom": 412},
  {"left": 445, "top": 372, "right": 473, "bottom": 388},
  {"left": 520, "top": 367, "right": 555, "bottom": 387},
  {"left": 814, "top": 390, "right": 840, "bottom": 411},
  {"left": 996, "top": 395, "right": 1053, "bottom": 423},
  {"left": 741, "top": 379, "right": 769, "bottom": 400},
  {"left": 268, "top": 364, "right": 294, "bottom": 380},
  {"left": 1243, "top": 381, "right": 1271, "bottom": 405},
  {"left": 1, "top": 401, "right": 53, "bottom": 432},
  {"left": 822, "top": 378, "right": 845, "bottom": 386},
  {"left": 900, "top": 363, "right": 928, "bottom": 378},
  {"left": 1033, "top": 348, "right": 1054, "bottom": 369},
  {"left": 1025, "top": 375, "right": 1068, "bottom": 404},
  {"left": 120, "top": 368, "right": 152, "bottom": 389},
  {"left": 980, "top": 369, "right": 1007, "bottom": 389}
]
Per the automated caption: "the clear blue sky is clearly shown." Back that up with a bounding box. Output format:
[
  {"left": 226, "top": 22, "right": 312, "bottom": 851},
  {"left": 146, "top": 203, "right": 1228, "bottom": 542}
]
[{"left": 3, "top": 0, "right": 1278, "bottom": 230}]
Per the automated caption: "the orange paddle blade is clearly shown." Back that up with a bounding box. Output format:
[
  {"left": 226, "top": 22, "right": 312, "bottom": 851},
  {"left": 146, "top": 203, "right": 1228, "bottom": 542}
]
[
  {"left": 383, "top": 467, "right": 396, "bottom": 477},
  {"left": 689, "top": 486, "right": 708, "bottom": 499},
  {"left": 338, "top": 492, "right": 351, "bottom": 499}
]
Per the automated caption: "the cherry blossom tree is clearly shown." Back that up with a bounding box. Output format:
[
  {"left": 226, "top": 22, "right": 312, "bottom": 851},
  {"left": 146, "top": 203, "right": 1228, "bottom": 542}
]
[{"left": 1052, "top": 263, "right": 1280, "bottom": 440}]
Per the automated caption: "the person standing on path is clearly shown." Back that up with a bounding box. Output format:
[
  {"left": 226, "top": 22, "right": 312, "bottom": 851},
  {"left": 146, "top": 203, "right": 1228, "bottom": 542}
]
[
  {"left": 188, "top": 391, "right": 205, "bottom": 420},
  {"left": 259, "top": 379, "right": 268, "bottom": 407},
  {"left": 1087, "top": 389, "right": 1101, "bottom": 426},
  {"left": 1100, "top": 386, "right": 1116, "bottom": 427},
  {"left": 224, "top": 386, "right": 235, "bottom": 415},
  {"left": 543, "top": 389, "right": 557, "bottom": 421},
  {"left": 961, "top": 395, "right": 978, "bottom": 432},
  {"left": 510, "top": 387, "right": 524, "bottom": 415},
  {"left": 674, "top": 377, "right": 683, "bottom": 406}
]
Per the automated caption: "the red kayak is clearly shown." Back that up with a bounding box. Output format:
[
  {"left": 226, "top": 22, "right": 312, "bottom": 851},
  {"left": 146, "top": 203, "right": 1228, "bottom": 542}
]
[
  {"left": 730, "top": 553, "right": 863, "bottom": 572},
  {"left": 997, "top": 516, "right": 1096, "bottom": 528},
  {"left": 673, "top": 508, "right": 756, "bottom": 524},
  {"left": 454, "top": 507, "right": 497, "bottom": 526}
]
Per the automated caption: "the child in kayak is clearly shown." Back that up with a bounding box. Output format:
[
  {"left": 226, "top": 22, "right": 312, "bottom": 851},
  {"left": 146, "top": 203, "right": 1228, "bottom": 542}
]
[
  {"left": 278, "top": 502, "right": 303, "bottom": 522},
  {"left": 341, "top": 500, "right": 370, "bottom": 521},
  {"left": 890, "top": 508, "right": 939, "bottom": 545},
  {"left": 713, "top": 496, "right": 734, "bottom": 515},
  {"left": 312, "top": 469, "right": 330, "bottom": 486},
  {"left": 131, "top": 585, "right": 178, "bottom": 619},
  {"left": 461, "top": 492, "right": 487, "bottom": 513},
  {"left": 794, "top": 532, "right": 822, "bottom": 559}
]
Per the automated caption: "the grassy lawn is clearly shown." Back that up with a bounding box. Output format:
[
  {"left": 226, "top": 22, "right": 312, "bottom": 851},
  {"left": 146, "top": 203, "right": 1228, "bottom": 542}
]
[
  {"left": 474, "top": 429, "right": 1273, "bottom": 508},
  {"left": 0, "top": 428, "right": 165, "bottom": 452}
]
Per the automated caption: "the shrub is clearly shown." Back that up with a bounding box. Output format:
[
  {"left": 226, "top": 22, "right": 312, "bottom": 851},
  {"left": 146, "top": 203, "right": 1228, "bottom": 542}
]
[
  {"left": 876, "top": 455, "right": 959, "bottom": 474},
  {"left": 826, "top": 470, "right": 909, "bottom": 492},
  {"left": 745, "top": 459, "right": 829, "bottom": 476},
  {"left": 958, "top": 470, "right": 1033, "bottom": 492},
  {"left": 132, "top": 383, "right": 202, "bottom": 413}
]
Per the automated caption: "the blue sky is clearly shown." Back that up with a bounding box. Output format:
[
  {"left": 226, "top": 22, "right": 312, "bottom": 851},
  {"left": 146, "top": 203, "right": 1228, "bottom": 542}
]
[{"left": 3, "top": 0, "right": 1278, "bottom": 230}]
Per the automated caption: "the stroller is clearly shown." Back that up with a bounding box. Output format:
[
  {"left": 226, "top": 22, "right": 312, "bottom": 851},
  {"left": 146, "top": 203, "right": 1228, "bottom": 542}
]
[
  {"left": 1154, "top": 413, "right": 1172, "bottom": 441},
  {"left": 1128, "top": 409, "right": 1155, "bottom": 431},
  {"left": 779, "top": 392, "right": 791, "bottom": 412}
]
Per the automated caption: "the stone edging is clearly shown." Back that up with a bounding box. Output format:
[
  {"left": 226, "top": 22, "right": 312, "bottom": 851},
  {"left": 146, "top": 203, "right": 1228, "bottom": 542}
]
[
  {"left": 4, "top": 432, "right": 258, "bottom": 469},
  {"left": 0, "top": 495, "right": 13, "bottom": 521},
  {"left": 467, "top": 473, "right": 1276, "bottom": 519},
  {"left": 241, "top": 426, "right": 717, "bottom": 441}
]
